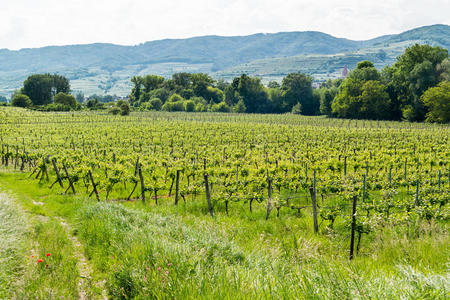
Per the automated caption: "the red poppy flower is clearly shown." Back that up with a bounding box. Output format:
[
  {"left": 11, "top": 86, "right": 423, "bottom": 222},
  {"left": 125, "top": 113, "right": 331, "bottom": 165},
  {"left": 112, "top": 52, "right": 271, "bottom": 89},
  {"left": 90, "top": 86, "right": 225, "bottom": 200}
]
[
  {"left": 46, "top": 253, "right": 51, "bottom": 257},
  {"left": 37, "top": 259, "right": 43, "bottom": 263}
]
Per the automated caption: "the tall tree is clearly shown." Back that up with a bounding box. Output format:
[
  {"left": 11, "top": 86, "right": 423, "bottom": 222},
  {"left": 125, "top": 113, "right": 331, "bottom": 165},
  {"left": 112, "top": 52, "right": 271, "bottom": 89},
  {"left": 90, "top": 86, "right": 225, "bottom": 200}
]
[
  {"left": 23, "top": 74, "right": 70, "bottom": 106},
  {"left": 235, "top": 74, "right": 269, "bottom": 113},
  {"left": 421, "top": 81, "right": 450, "bottom": 123},
  {"left": 383, "top": 44, "right": 448, "bottom": 121},
  {"left": 281, "top": 73, "right": 316, "bottom": 114}
]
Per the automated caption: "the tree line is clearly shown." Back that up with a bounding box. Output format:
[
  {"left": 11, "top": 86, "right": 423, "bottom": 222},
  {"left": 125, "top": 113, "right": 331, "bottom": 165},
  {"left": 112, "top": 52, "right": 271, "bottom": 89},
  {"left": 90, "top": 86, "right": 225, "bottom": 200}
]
[
  {"left": 8, "top": 44, "right": 449, "bottom": 123},
  {"left": 128, "top": 71, "right": 318, "bottom": 115},
  {"left": 129, "top": 44, "right": 448, "bottom": 123}
]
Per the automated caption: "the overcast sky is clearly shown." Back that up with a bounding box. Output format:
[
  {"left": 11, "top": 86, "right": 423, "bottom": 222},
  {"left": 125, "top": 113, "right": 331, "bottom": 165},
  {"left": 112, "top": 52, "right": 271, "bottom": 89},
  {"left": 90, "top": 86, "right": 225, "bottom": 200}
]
[{"left": 1, "top": 0, "right": 449, "bottom": 50}]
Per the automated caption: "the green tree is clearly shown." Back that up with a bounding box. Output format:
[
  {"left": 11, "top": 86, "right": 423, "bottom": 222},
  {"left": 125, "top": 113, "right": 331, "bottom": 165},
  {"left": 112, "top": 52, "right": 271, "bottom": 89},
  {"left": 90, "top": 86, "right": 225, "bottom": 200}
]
[
  {"left": 149, "top": 98, "right": 163, "bottom": 111},
  {"left": 130, "top": 76, "right": 144, "bottom": 105},
  {"left": 332, "top": 77, "right": 363, "bottom": 118},
  {"left": 267, "top": 87, "right": 284, "bottom": 113},
  {"left": 234, "top": 74, "right": 269, "bottom": 113},
  {"left": 291, "top": 103, "right": 302, "bottom": 114},
  {"left": 143, "top": 75, "right": 165, "bottom": 93},
  {"left": 22, "top": 74, "right": 70, "bottom": 106},
  {"left": 319, "top": 87, "right": 337, "bottom": 116},
  {"left": 149, "top": 88, "right": 171, "bottom": 103},
  {"left": 205, "top": 86, "right": 224, "bottom": 103},
  {"left": 184, "top": 100, "right": 195, "bottom": 112},
  {"left": 211, "top": 101, "right": 230, "bottom": 112},
  {"left": 54, "top": 92, "right": 77, "bottom": 109},
  {"left": 359, "top": 81, "right": 391, "bottom": 120},
  {"left": 119, "top": 102, "right": 130, "bottom": 116},
  {"left": 267, "top": 81, "right": 280, "bottom": 88},
  {"left": 421, "top": 81, "right": 450, "bottom": 123},
  {"left": 281, "top": 73, "right": 316, "bottom": 114},
  {"left": 167, "top": 93, "right": 184, "bottom": 103},
  {"left": 233, "top": 99, "right": 246, "bottom": 113},
  {"left": 11, "top": 93, "right": 32, "bottom": 108},
  {"left": 191, "top": 73, "right": 214, "bottom": 99},
  {"left": 384, "top": 44, "right": 448, "bottom": 121}
]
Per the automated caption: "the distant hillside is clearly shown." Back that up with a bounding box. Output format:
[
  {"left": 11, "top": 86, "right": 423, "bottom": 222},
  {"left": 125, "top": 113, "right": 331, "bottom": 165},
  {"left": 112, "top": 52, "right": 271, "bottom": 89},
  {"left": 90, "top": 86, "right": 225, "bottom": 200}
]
[{"left": 0, "top": 24, "right": 448, "bottom": 97}]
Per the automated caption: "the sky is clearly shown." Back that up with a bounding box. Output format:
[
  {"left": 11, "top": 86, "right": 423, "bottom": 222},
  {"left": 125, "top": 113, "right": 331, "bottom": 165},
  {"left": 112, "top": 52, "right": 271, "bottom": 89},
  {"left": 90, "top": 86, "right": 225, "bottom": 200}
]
[{"left": 0, "top": 0, "right": 449, "bottom": 50}]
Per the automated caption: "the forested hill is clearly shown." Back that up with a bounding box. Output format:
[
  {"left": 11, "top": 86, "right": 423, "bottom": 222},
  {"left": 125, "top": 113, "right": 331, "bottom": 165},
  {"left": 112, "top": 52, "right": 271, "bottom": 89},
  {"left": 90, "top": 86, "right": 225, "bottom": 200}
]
[{"left": 0, "top": 24, "right": 448, "bottom": 96}]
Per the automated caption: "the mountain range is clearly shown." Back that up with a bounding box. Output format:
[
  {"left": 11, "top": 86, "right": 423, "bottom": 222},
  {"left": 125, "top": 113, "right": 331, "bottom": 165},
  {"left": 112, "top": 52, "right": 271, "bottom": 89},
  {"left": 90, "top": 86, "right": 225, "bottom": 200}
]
[{"left": 0, "top": 24, "right": 448, "bottom": 97}]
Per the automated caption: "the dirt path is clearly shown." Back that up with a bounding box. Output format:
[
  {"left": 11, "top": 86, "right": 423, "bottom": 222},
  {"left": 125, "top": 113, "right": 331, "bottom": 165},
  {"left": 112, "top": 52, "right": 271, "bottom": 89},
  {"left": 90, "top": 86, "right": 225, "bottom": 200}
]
[
  {"left": 0, "top": 186, "right": 107, "bottom": 299},
  {"left": 56, "top": 217, "right": 108, "bottom": 300}
]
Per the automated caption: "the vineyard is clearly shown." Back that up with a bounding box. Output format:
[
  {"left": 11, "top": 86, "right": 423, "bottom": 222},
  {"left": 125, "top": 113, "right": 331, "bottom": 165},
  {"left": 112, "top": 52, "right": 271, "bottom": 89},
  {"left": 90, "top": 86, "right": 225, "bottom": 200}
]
[{"left": 0, "top": 107, "right": 449, "bottom": 298}]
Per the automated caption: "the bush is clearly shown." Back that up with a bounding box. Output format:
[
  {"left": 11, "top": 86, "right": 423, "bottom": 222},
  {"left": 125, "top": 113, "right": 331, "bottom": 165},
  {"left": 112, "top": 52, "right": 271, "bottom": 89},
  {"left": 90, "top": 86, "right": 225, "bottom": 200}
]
[
  {"left": 195, "top": 103, "right": 206, "bottom": 112},
  {"left": 86, "top": 99, "right": 105, "bottom": 110},
  {"left": 54, "top": 92, "right": 77, "bottom": 109},
  {"left": 233, "top": 99, "right": 246, "bottom": 113},
  {"left": 184, "top": 100, "right": 195, "bottom": 112},
  {"left": 11, "top": 94, "right": 32, "bottom": 108},
  {"left": 109, "top": 106, "right": 121, "bottom": 115},
  {"left": 149, "top": 98, "right": 162, "bottom": 111},
  {"left": 292, "top": 102, "right": 302, "bottom": 114},
  {"left": 42, "top": 103, "right": 71, "bottom": 111},
  {"left": 119, "top": 102, "right": 130, "bottom": 116},
  {"left": 211, "top": 101, "right": 230, "bottom": 113},
  {"left": 168, "top": 93, "right": 184, "bottom": 103}
]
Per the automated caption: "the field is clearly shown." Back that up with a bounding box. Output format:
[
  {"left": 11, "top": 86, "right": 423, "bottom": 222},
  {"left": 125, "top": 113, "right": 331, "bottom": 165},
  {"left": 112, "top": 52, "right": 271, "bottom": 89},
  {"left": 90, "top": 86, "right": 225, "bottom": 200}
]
[{"left": 0, "top": 107, "right": 449, "bottom": 299}]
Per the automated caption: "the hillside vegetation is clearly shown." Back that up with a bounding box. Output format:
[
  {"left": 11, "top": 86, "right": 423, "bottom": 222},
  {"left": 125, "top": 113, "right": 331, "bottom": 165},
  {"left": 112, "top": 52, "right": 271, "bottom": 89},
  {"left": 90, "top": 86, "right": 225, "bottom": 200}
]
[{"left": 0, "top": 24, "right": 448, "bottom": 97}]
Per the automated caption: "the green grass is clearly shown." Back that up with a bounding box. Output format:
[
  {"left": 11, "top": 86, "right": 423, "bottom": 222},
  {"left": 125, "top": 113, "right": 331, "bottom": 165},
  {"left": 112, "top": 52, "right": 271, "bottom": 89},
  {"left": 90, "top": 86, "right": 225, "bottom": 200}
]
[
  {"left": 0, "top": 192, "right": 27, "bottom": 298},
  {"left": 0, "top": 172, "right": 81, "bottom": 299},
  {"left": 0, "top": 170, "right": 448, "bottom": 299}
]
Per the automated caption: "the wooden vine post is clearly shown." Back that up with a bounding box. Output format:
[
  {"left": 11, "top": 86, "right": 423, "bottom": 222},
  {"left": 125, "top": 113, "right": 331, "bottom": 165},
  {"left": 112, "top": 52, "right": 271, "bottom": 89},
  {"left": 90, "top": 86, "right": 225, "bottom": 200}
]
[
  {"left": 138, "top": 164, "right": 145, "bottom": 204},
  {"left": 349, "top": 195, "right": 358, "bottom": 260},
  {"left": 415, "top": 178, "right": 420, "bottom": 206},
  {"left": 62, "top": 162, "right": 76, "bottom": 194},
  {"left": 174, "top": 169, "right": 180, "bottom": 205},
  {"left": 309, "top": 170, "right": 319, "bottom": 233},
  {"left": 52, "top": 158, "right": 64, "bottom": 188},
  {"left": 204, "top": 174, "right": 214, "bottom": 217},
  {"left": 88, "top": 170, "right": 100, "bottom": 201},
  {"left": 265, "top": 177, "right": 272, "bottom": 220}
]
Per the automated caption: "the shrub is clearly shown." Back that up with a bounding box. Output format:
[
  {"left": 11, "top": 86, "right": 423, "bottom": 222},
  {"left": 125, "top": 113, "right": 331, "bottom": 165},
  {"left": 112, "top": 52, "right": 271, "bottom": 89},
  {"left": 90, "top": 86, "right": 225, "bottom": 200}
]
[
  {"left": 119, "top": 102, "right": 130, "bottom": 116},
  {"left": 292, "top": 102, "right": 302, "bottom": 114},
  {"left": 54, "top": 93, "right": 77, "bottom": 109},
  {"left": 149, "top": 98, "right": 162, "bottom": 111},
  {"left": 184, "top": 100, "right": 195, "bottom": 112},
  {"left": 211, "top": 101, "right": 230, "bottom": 113},
  {"left": 109, "top": 107, "right": 121, "bottom": 115},
  {"left": 11, "top": 94, "right": 32, "bottom": 108}
]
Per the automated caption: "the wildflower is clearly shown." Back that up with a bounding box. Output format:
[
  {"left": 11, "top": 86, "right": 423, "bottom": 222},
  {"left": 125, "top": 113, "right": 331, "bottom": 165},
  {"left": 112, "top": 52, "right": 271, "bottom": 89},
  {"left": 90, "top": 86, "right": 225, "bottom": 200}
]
[
  {"left": 165, "top": 270, "right": 169, "bottom": 275},
  {"left": 157, "top": 266, "right": 161, "bottom": 272},
  {"left": 37, "top": 259, "right": 43, "bottom": 263},
  {"left": 46, "top": 253, "right": 51, "bottom": 257},
  {"left": 31, "top": 255, "right": 34, "bottom": 258},
  {"left": 167, "top": 262, "right": 172, "bottom": 267}
]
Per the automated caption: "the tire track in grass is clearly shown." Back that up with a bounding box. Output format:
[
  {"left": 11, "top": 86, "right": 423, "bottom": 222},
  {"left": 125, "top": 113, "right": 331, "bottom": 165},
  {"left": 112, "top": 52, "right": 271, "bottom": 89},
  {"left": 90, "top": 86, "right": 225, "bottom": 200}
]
[
  {"left": 56, "top": 216, "right": 108, "bottom": 300},
  {"left": 0, "top": 182, "right": 105, "bottom": 299}
]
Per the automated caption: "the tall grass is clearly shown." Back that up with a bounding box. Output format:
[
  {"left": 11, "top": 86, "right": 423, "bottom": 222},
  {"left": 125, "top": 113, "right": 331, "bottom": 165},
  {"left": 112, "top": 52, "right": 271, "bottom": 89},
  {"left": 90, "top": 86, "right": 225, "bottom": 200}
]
[
  {"left": 75, "top": 202, "right": 449, "bottom": 299},
  {"left": 1, "top": 172, "right": 448, "bottom": 299},
  {"left": 0, "top": 193, "right": 27, "bottom": 298}
]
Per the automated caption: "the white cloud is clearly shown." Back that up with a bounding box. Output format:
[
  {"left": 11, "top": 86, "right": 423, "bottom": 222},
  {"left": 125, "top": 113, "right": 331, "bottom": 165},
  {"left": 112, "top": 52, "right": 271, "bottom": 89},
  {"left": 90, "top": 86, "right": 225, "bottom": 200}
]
[{"left": 0, "top": 0, "right": 449, "bottom": 49}]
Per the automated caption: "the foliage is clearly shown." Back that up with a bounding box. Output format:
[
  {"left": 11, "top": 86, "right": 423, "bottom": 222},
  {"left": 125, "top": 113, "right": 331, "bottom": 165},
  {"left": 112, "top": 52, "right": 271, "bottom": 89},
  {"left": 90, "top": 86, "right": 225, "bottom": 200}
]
[
  {"left": 282, "top": 73, "right": 317, "bottom": 115},
  {"left": 22, "top": 74, "right": 70, "bottom": 106},
  {"left": 421, "top": 81, "right": 450, "bottom": 123},
  {"left": 11, "top": 93, "right": 32, "bottom": 108},
  {"left": 54, "top": 93, "right": 77, "bottom": 110}
]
